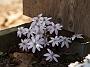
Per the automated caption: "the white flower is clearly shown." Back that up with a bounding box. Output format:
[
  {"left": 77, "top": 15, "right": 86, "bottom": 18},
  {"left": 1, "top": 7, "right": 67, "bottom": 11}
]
[
  {"left": 49, "top": 36, "right": 60, "bottom": 47},
  {"left": 22, "top": 28, "right": 29, "bottom": 36},
  {"left": 43, "top": 38, "right": 49, "bottom": 47},
  {"left": 19, "top": 39, "right": 30, "bottom": 51},
  {"left": 17, "top": 27, "right": 29, "bottom": 37},
  {"left": 27, "top": 35, "right": 44, "bottom": 53},
  {"left": 17, "top": 27, "right": 24, "bottom": 37},
  {"left": 59, "top": 36, "right": 71, "bottom": 48},
  {"left": 32, "top": 14, "right": 43, "bottom": 22},
  {"left": 30, "top": 15, "right": 46, "bottom": 34},
  {"left": 27, "top": 27, "right": 34, "bottom": 38},
  {"left": 31, "top": 14, "right": 43, "bottom": 29},
  {"left": 37, "top": 22, "right": 46, "bottom": 34},
  {"left": 44, "top": 17, "right": 52, "bottom": 25},
  {"left": 30, "top": 21, "right": 39, "bottom": 34},
  {"left": 30, "top": 21, "right": 37, "bottom": 29},
  {"left": 32, "top": 25, "right": 40, "bottom": 34},
  {"left": 30, "top": 14, "right": 63, "bottom": 35},
  {"left": 47, "top": 22, "right": 63, "bottom": 35},
  {"left": 44, "top": 17, "right": 52, "bottom": 21},
  {"left": 71, "top": 34, "right": 83, "bottom": 40},
  {"left": 44, "top": 49, "right": 60, "bottom": 62}
]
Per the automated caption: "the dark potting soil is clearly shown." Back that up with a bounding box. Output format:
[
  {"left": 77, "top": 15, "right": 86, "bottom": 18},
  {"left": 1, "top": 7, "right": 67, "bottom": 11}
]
[{"left": 0, "top": 41, "right": 86, "bottom": 67}]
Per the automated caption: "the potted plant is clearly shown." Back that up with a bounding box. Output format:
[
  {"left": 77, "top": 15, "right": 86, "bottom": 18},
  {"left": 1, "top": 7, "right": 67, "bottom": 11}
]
[{"left": 0, "top": 14, "right": 90, "bottom": 67}]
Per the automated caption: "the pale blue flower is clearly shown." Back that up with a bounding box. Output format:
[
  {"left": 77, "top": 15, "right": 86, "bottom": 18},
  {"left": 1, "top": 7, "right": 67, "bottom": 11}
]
[
  {"left": 44, "top": 17, "right": 52, "bottom": 25},
  {"left": 71, "top": 34, "right": 83, "bottom": 40},
  {"left": 47, "top": 22, "right": 63, "bottom": 35},
  {"left": 43, "top": 38, "right": 49, "bottom": 47},
  {"left": 49, "top": 36, "right": 60, "bottom": 47},
  {"left": 32, "top": 14, "right": 43, "bottom": 22},
  {"left": 22, "top": 28, "right": 29, "bottom": 36},
  {"left": 17, "top": 27, "right": 24, "bottom": 37},
  {"left": 59, "top": 36, "right": 71, "bottom": 48},
  {"left": 19, "top": 39, "right": 30, "bottom": 51},
  {"left": 27, "top": 35, "right": 44, "bottom": 53},
  {"left": 44, "top": 49, "right": 60, "bottom": 62}
]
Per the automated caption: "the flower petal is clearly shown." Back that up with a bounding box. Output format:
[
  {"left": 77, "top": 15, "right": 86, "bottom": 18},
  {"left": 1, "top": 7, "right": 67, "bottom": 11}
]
[
  {"left": 28, "top": 44, "right": 33, "bottom": 49},
  {"left": 65, "top": 42, "right": 69, "bottom": 48},
  {"left": 52, "top": 42, "right": 55, "bottom": 47},
  {"left": 54, "top": 54, "right": 60, "bottom": 57},
  {"left": 46, "top": 56, "right": 51, "bottom": 61},
  {"left": 61, "top": 42, "right": 65, "bottom": 48},
  {"left": 53, "top": 56, "right": 58, "bottom": 62},
  {"left": 44, "top": 53, "right": 50, "bottom": 56},
  {"left": 32, "top": 46, "right": 36, "bottom": 53},
  {"left": 47, "top": 49, "right": 52, "bottom": 54}
]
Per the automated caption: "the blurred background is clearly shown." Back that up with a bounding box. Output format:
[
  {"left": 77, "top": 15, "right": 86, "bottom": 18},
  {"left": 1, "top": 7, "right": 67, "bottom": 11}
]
[{"left": 0, "top": 0, "right": 31, "bottom": 30}]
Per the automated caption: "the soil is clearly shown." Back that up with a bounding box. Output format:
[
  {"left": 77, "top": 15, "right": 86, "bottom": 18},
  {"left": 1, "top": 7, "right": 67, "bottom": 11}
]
[{"left": 0, "top": 49, "right": 83, "bottom": 67}]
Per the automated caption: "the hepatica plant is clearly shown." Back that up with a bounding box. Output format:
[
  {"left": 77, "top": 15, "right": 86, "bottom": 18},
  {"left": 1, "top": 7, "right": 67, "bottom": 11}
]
[{"left": 17, "top": 14, "right": 84, "bottom": 62}]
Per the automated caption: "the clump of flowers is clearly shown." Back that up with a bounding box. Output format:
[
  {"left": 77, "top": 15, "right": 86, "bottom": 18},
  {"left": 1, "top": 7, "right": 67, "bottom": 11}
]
[
  {"left": 68, "top": 54, "right": 90, "bottom": 67},
  {"left": 17, "top": 14, "right": 84, "bottom": 62}
]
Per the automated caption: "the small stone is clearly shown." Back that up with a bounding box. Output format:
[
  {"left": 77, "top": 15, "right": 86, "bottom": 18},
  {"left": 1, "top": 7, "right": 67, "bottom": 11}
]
[{"left": 10, "top": 52, "right": 35, "bottom": 67}]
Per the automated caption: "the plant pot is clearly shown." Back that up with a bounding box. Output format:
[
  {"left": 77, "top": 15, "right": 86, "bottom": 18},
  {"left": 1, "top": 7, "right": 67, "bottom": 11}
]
[{"left": 0, "top": 23, "right": 90, "bottom": 67}]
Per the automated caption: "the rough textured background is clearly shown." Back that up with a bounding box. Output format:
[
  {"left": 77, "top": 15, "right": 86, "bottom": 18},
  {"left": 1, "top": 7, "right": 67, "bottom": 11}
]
[
  {"left": 0, "top": 0, "right": 32, "bottom": 30},
  {"left": 23, "top": 0, "right": 90, "bottom": 37}
]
